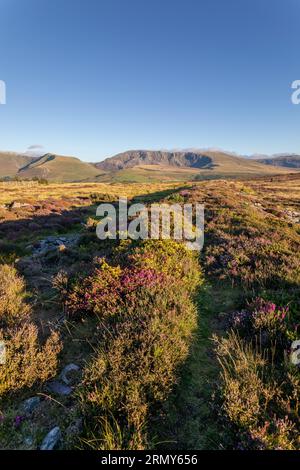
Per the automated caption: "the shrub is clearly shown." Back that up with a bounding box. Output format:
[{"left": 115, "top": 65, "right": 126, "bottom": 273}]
[
  {"left": 215, "top": 328, "right": 300, "bottom": 449},
  {"left": 90, "top": 193, "right": 118, "bottom": 203},
  {"left": 0, "top": 265, "right": 62, "bottom": 399},
  {"left": 0, "top": 323, "right": 62, "bottom": 397},
  {"left": 0, "top": 265, "right": 31, "bottom": 327},
  {"left": 249, "top": 415, "right": 300, "bottom": 450},
  {"left": 230, "top": 298, "right": 289, "bottom": 344},
  {"left": 82, "top": 290, "right": 197, "bottom": 448},
  {"left": 64, "top": 240, "right": 201, "bottom": 449},
  {"left": 128, "top": 239, "right": 201, "bottom": 292},
  {"left": 64, "top": 260, "right": 123, "bottom": 318},
  {"left": 63, "top": 242, "right": 200, "bottom": 320},
  {"left": 251, "top": 298, "right": 288, "bottom": 338},
  {"left": 215, "top": 331, "right": 274, "bottom": 429}
]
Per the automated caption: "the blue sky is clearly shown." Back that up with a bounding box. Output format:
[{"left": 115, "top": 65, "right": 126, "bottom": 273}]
[{"left": 0, "top": 0, "right": 299, "bottom": 161}]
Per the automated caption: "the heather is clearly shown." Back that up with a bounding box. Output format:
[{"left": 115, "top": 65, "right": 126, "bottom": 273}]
[
  {"left": 187, "top": 179, "right": 300, "bottom": 450},
  {"left": 0, "top": 265, "right": 62, "bottom": 401},
  {"left": 60, "top": 240, "right": 201, "bottom": 449},
  {"left": 0, "top": 176, "right": 300, "bottom": 449}
]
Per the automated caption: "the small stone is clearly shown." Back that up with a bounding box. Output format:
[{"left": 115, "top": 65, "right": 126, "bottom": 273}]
[
  {"left": 60, "top": 364, "right": 81, "bottom": 385},
  {"left": 40, "top": 426, "right": 61, "bottom": 450},
  {"left": 11, "top": 202, "right": 22, "bottom": 209},
  {"left": 24, "top": 436, "right": 34, "bottom": 447},
  {"left": 46, "top": 380, "right": 72, "bottom": 396},
  {"left": 21, "top": 396, "right": 41, "bottom": 414},
  {"left": 10, "top": 201, "right": 30, "bottom": 209}
]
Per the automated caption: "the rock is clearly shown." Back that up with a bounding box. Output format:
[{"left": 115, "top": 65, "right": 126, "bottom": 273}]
[
  {"left": 46, "top": 380, "right": 72, "bottom": 396},
  {"left": 40, "top": 426, "right": 61, "bottom": 450},
  {"left": 32, "top": 234, "right": 80, "bottom": 256},
  {"left": 23, "top": 436, "right": 34, "bottom": 447},
  {"left": 21, "top": 396, "right": 41, "bottom": 414},
  {"left": 9, "top": 201, "right": 30, "bottom": 209},
  {"left": 60, "top": 364, "right": 81, "bottom": 385}
]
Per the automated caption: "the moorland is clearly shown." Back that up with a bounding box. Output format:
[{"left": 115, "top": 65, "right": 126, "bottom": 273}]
[{"left": 1, "top": 170, "right": 300, "bottom": 450}]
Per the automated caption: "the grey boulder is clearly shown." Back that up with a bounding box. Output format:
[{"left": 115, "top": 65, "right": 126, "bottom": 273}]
[
  {"left": 60, "top": 363, "right": 81, "bottom": 385},
  {"left": 46, "top": 380, "right": 72, "bottom": 396},
  {"left": 21, "top": 396, "right": 41, "bottom": 414},
  {"left": 40, "top": 426, "right": 62, "bottom": 450}
]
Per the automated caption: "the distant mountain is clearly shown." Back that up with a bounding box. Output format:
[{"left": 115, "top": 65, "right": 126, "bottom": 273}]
[
  {"left": 96, "top": 150, "right": 215, "bottom": 171},
  {"left": 0, "top": 149, "right": 297, "bottom": 183},
  {"left": 94, "top": 149, "right": 295, "bottom": 183},
  {"left": 0, "top": 152, "right": 36, "bottom": 178},
  {"left": 18, "top": 153, "right": 104, "bottom": 182},
  {"left": 256, "top": 155, "right": 300, "bottom": 169},
  {"left": 246, "top": 153, "right": 272, "bottom": 160}
]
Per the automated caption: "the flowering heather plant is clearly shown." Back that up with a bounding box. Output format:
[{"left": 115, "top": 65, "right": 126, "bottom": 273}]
[
  {"left": 203, "top": 201, "right": 300, "bottom": 289},
  {"left": 230, "top": 298, "right": 288, "bottom": 338},
  {"left": 64, "top": 258, "right": 167, "bottom": 319},
  {"left": 129, "top": 239, "right": 201, "bottom": 292},
  {"left": 14, "top": 415, "right": 25, "bottom": 429},
  {"left": 121, "top": 268, "right": 165, "bottom": 291},
  {"left": 248, "top": 415, "right": 299, "bottom": 450},
  {"left": 251, "top": 298, "right": 289, "bottom": 334}
]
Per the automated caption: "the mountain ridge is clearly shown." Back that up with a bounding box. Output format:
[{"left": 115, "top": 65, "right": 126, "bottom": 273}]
[
  {"left": 0, "top": 149, "right": 298, "bottom": 183},
  {"left": 256, "top": 155, "right": 300, "bottom": 168}
]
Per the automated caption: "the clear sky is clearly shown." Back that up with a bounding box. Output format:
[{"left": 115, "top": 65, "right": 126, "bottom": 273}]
[{"left": 0, "top": 0, "right": 299, "bottom": 161}]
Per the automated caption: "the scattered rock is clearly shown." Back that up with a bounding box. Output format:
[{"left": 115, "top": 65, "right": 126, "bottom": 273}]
[
  {"left": 60, "top": 364, "right": 81, "bottom": 386},
  {"left": 21, "top": 396, "right": 41, "bottom": 414},
  {"left": 284, "top": 209, "right": 300, "bottom": 224},
  {"left": 46, "top": 380, "right": 72, "bottom": 396},
  {"left": 40, "top": 426, "right": 61, "bottom": 450},
  {"left": 9, "top": 201, "right": 30, "bottom": 210},
  {"left": 23, "top": 436, "right": 34, "bottom": 448},
  {"left": 32, "top": 234, "right": 80, "bottom": 256}
]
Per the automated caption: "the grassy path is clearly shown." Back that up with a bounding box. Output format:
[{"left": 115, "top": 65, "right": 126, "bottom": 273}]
[{"left": 153, "top": 282, "right": 242, "bottom": 450}]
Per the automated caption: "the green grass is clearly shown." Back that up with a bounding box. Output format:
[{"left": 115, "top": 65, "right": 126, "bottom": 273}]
[
  {"left": 19, "top": 154, "right": 103, "bottom": 182},
  {"left": 151, "top": 282, "right": 244, "bottom": 449}
]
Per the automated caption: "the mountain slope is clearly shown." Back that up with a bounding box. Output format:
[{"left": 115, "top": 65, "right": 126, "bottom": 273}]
[
  {"left": 257, "top": 155, "right": 300, "bottom": 169},
  {"left": 96, "top": 150, "right": 215, "bottom": 171},
  {"left": 18, "top": 153, "right": 104, "bottom": 182},
  {"left": 95, "top": 150, "right": 294, "bottom": 182},
  {"left": 0, "top": 149, "right": 297, "bottom": 183},
  {"left": 0, "top": 152, "right": 35, "bottom": 178}
]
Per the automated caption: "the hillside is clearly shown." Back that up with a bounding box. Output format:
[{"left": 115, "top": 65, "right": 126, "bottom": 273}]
[
  {"left": 95, "top": 149, "right": 295, "bottom": 183},
  {"left": 95, "top": 150, "right": 215, "bottom": 170},
  {"left": 18, "top": 153, "right": 104, "bottom": 182},
  {"left": 0, "top": 152, "right": 35, "bottom": 178},
  {"left": 0, "top": 149, "right": 297, "bottom": 183},
  {"left": 257, "top": 154, "right": 300, "bottom": 168}
]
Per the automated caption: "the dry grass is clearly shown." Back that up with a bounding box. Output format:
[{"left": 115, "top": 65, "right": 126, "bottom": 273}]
[
  {"left": 0, "top": 265, "right": 30, "bottom": 326},
  {"left": 0, "top": 181, "right": 184, "bottom": 205},
  {"left": 0, "top": 265, "right": 62, "bottom": 400}
]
